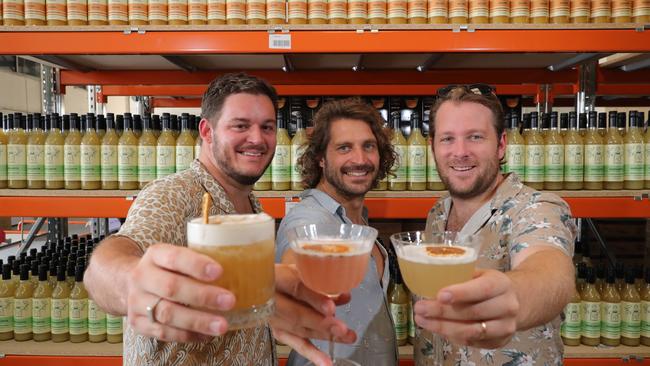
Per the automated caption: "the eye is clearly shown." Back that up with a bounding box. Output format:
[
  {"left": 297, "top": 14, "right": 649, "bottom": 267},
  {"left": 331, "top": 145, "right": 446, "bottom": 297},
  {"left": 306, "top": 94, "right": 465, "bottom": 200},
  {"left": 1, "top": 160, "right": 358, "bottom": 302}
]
[
  {"left": 364, "top": 143, "right": 377, "bottom": 151},
  {"left": 232, "top": 123, "right": 248, "bottom": 131},
  {"left": 469, "top": 134, "right": 484, "bottom": 141},
  {"left": 263, "top": 124, "right": 276, "bottom": 132},
  {"left": 337, "top": 145, "right": 351, "bottom": 152},
  {"left": 439, "top": 136, "right": 453, "bottom": 143}
]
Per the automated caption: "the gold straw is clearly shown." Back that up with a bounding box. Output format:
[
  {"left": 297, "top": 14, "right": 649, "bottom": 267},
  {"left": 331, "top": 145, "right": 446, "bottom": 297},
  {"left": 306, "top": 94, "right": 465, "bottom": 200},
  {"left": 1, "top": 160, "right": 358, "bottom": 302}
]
[{"left": 202, "top": 192, "right": 212, "bottom": 224}]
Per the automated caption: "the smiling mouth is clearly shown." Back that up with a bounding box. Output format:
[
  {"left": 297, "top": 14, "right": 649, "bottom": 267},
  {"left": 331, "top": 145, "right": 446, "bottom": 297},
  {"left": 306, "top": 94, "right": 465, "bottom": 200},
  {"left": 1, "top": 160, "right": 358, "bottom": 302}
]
[
  {"left": 450, "top": 166, "right": 475, "bottom": 172},
  {"left": 239, "top": 151, "right": 264, "bottom": 157},
  {"left": 344, "top": 171, "right": 370, "bottom": 177}
]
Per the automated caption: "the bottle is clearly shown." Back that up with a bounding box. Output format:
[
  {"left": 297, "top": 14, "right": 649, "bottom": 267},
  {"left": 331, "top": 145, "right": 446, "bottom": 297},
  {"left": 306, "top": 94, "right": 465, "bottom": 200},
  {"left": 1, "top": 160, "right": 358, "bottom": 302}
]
[
  {"left": 645, "top": 112, "right": 650, "bottom": 189},
  {"left": 157, "top": 114, "right": 176, "bottom": 179},
  {"left": 88, "top": 294, "right": 107, "bottom": 343},
  {"left": 389, "top": 112, "right": 407, "bottom": 191},
  {"left": 448, "top": 0, "right": 468, "bottom": 22},
  {"left": 524, "top": 112, "right": 545, "bottom": 190},
  {"left": 584, "top": 111, "right": 604, "bottom": 190},
  {"left": 368, "top": 0, "right": 386, "bottom": 23},
  {"left": 563, "top": 112, "right": 584, "bottom": 190},
  {"left": 388, "top": 256, "right": 409, "bottom": 346},
  {"left": 108, "top": 0, "right": 128, "bottom": 24},
  {"left": 327, "top": 0, "right": 347, "bottom": 23},
  {"left": 530, "top": 0, "right": 549, "bottom": 21},
  {"left": 169, "top": 0, "right": 189, "bottom": 23},
  {"left": 14, "top": 264, "right": 33, "bottom": 341},
  {"left": 550, "top": 0, "right": 569, "bottom": 22},
  {"left": 426, "top": 134, "right": 444, "bottom": 190},
  {"left": 595, "top": 264, "right": 605, "bottom": 295},
  {"left": 138, "top": 115, "right": 157, "bottom": 189},
  {"left": 7, "top": 113, "right": 28, "bottom": 189},
  {"left": 3, "top": 0, "right": 26, "bottom": 24},
  {"left": 605, "top": 111, "right": 624, "bottom": 190},
  {"left": 128, "top": 0, "right": 148, "bottom": 23},
  {"left": 560, "top": 112, "right": 569, "bottom": 137},
  {"left": 101, "top": 113, "right": 119, "bottom": 190},
  {"left": 291, "top": 113, "right": 307, "bottom": 191},
  {"left": 307, "top": 0, "right": 327, "bottom": 23},
  {"left": 489, "top": 0, "right": 509, "bottom": 22},
  {"left": 616, "top": 262, "right": 625, "bottom": 292},
  {"left": 64, "top": 114, "right": 82, "bottom": 190},
  {"left": 208, "top": 0, "right": 226, "bottom": 23},
  {"left": 580, "top": 267, "right": 600, "bottom": 346},
  {"left": 633, "top": 0, "right": 650, "bottom": 22},
  {"left": 272, "top": 110, "right": 292, "bottom": 191},
  {"left": 544, "top": 111, "right": 564, "bottom": 190},
  {"left": 105, "top": 312, "right": 123, "bottom": 343},
  {"left": 46, "top": 0, "right": 68, "bottom": 24},
  {"left": 0, "top": 116, "right": 6, "bottom": 189},
  {"left": 225, "top": 0, "right": 245, "bottom": 23},
  {"left": 505, "top": 113, "right": 526, "bottom": 178},
  {"left": 43, "top": 115, "right": 65, "bottom": 189},
  {"left": 510, "top": 0, "right": 530, "bottom": 22},
  {"left": 67, "top": 0, "right": 88, "bottom": 24},
  {"left": 591, "top": 0, "right": 611, "bottom": 22},
  {"left": 407, "top": 112, "right": 426, "bottom": 191},
  {"left": 387, "top": 0, "right": 406, "bottom": 22},
  {"left": 641, "top": 268, "right": 650, "bottom": 346},
  {"left": 51, "top": 266, "right": 70, "bottom": 342},
  {"left": 33, "top": 264, "right": 52, "bottom": 342},
  {"left": 612, "top": 0, "right": 632, "bottom": 22},
  {"left": 561, "top": 280, "right": 581, "bottom": 346},
  {"left": 69, "top": 266, "right": 88, "bottom": 343},
  {"left": 118, "top": 113, "right": 139, "bottom": 190},
  {"left": 469, "top": 0, "right": 488, "bottom": 22},
  {"left": 0, "top": 264, "right": 15, "bottom": 341},
  {"left": 48, "top": 261, "right": 58, "bottom": 291},
  {"left": 27, "top": 114, "right": 46, "bottom": 189},
  {"left": 246, "top": 0, "right": 266, "bottom": 23},
  {"left": 175, "top": 113, "right": 195, "bottom": 173},
  {"left": 81, "top": 114, "right": 101, "bottom": 190},
  {"left": 569, "top": 0, "right": 589, "bottom": 22},
  {"left": 194, "top": 130, "right": 202, "bottom": 160},
  {"left": 88, "top": 0, "right": 108, "bottom": 24},
  {"left": 621, "top": 269, "right": 641, "bottom": 346},
  {"left": 600, "top": 268, "right": 621, "bottom": 347},
  {"left": 148, "top": 0, "right": 168, "bottom": 23},
  {"left": 597, "top": 112, "right": 607, "bottom": 138},
  {"left": 268, "top": 0, "right": 287, "bottom": 23},
  {"left": 624, "top": 111, "right": 645, "bottom": 189},
  {"left": 407, "top": 0, "right": 426, "bottom": 22}
]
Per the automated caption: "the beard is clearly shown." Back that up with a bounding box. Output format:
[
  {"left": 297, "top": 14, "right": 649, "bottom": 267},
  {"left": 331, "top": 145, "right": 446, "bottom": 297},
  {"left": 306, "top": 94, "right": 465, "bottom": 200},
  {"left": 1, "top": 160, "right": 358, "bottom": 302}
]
[
  {"left": 436, "top": 155, "right": 501, "bottom": 200},
  {"left": 211, "top": 131, "right": 272, "bottom": 186},
  {"left": 322, "top": 160, "right": 376, "bottom": 199}
]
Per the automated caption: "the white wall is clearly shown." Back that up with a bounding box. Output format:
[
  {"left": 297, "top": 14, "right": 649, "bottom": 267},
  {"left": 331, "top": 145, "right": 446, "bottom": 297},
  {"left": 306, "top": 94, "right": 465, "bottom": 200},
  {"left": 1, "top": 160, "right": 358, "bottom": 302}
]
[{"left": 0, "top": 69, "right": 41, "bottom": 114}]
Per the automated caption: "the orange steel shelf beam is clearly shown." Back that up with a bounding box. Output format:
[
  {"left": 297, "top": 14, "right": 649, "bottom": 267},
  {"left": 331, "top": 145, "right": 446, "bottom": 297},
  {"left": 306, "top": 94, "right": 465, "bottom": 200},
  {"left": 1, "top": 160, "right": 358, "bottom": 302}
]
[
  {"left": 1, "top": 196, "right": 648, "bottom": 219},
  {"left": 3, "top": 29, "right": 650, "bottom": 55},
  {"left": 596, "top": 84, "right": 650, "bottom": 95}
]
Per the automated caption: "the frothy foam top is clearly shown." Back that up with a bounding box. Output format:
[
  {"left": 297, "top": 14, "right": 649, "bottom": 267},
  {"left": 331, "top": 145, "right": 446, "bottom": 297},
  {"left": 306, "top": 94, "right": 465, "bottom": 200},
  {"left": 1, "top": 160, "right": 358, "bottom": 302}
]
[
  {"left": 398, "top": 245, "right": 477, "bottom": 265},
  {"left": 293, "top": 239, "right": 370, "bottom": 257},
  {"left": 188, "top": 213, "right": 274, "bottom": 246}
]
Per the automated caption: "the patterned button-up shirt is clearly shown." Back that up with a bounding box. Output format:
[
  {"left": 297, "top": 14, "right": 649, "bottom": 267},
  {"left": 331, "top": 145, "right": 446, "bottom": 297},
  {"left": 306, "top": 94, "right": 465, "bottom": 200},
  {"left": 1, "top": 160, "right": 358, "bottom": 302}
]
[
  {"left": 416, "top": 173, "right": 576, "bottom": 366},
  {"left": 115, "top": 159, "right": 275, "bottom": 366}
]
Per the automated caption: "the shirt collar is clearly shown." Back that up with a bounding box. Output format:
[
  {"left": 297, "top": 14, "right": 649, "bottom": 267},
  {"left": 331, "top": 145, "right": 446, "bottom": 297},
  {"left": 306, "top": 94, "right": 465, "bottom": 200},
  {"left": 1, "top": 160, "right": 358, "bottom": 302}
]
[
  {"left": 191, "top": 160, "right": 261, "bottom": 214},
  {"left": 300, "top": 188, "right": 369, "bottom": 223}
]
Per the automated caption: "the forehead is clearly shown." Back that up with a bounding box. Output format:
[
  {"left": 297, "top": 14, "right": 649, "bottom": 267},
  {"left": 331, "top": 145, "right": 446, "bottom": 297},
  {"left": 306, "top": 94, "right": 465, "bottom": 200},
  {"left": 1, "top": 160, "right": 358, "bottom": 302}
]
[
  {"left": 328, "top": 118, "right": 376, "bottom": 143},
  {"left": 218, "top": 93, "right": 275, "bottom": 121},
  {"left": 435, "top": 101, "right": 494, "bottom": 133}
]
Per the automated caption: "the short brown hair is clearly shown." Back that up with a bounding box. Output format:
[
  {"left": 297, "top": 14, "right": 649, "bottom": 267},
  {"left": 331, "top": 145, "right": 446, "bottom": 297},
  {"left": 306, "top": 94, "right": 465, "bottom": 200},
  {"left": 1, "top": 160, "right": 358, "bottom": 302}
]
[
  {"left": 429, "top": 86, "right": 505, "bottom": 139},
  {"left": 298, "top": 98, "right": 396, "bottom": 189},
  {"left": 201, "top": 72, "right": 278, "bottom": 123}
]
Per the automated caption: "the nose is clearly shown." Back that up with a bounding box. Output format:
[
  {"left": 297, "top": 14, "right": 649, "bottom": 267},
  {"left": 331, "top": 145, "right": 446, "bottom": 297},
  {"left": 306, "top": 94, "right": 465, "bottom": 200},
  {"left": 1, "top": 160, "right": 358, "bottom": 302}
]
[
  {"left": 350, "top": 145, "right": 371, "bottom": 164},
  {"left": 450, "top": 138, "right": 469, "bottom": 158},
  {"left": 246, "top": 124, "right": 265, "bottom": 145}
]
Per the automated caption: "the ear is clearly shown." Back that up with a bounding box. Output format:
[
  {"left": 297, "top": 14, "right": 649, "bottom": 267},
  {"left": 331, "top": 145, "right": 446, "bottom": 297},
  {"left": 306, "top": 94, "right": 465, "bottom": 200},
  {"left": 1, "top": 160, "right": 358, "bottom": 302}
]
[
  {"left": 497, "top": 131, "right": 507, "bottom": 161},
  {"left": 199, "top": 118, "right": 212, "bottom": 143},
  {"left": 319, "top": 156, "right": 325, "bottom": 168}
]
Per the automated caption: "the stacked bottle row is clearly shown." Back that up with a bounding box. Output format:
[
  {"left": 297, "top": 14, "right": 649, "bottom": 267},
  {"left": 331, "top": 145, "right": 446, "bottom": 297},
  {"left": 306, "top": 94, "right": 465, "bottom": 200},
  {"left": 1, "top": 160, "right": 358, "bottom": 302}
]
[
  {"left": 2, "top": 0, "right": 648, "bottom": 26},
  {"left": 561, "top": 262, "right": 650, "bottom": 347},
  {"left": 503, "top": 110, "right": 650, "bottom": 190},
  {"left": 0, "top": 234, "right": 124, "bottom": 343},
  {"left": 0, "top": 111, "right": 202, "bottom": 190},
  {"left": 386, "top": 236, "right": 417, "bottom": 346}
]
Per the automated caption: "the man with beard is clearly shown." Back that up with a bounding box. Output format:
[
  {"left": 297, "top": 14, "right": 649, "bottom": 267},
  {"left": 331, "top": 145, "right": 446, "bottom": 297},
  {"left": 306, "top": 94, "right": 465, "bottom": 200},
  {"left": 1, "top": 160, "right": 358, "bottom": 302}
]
[
  {"left": 413, "top": 85, "right": 576, "bottom": 365},
  {"left": 276, "top": 98, "right": 398, "bottom": 366},
  {"left": 84, "top": 73, "right": 355, "bottom": 366}
]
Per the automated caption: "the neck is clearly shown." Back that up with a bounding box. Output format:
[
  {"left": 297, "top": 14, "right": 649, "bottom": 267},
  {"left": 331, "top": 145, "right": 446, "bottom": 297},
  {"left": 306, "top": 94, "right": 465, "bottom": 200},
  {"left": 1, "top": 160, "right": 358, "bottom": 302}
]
[
  {"left": 199, "top": 154, "right": 254, "bottom": 214},
  {"left": 316, "top": 181, "right": 366, "bottom": 224},
  {"left": 450, "top": 174, "right": 504, "bottom": 227}
]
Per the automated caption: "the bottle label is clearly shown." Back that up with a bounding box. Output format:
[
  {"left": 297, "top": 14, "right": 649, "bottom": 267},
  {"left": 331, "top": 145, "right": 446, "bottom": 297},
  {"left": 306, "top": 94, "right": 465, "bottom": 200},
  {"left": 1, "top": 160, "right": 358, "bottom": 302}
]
[
  {"left": 81, "top": 144, "right": 101, "bottom": 181},
  {"left": 349, "top": 0, "right": 368, "bottom": 18},
  {"left": 33, "top": 298, "right": 51, "bottom": 334},
  {"left": 207, "top": 0, "right": 225, "bottom": 20},
  {"left": 407, "top": 0, "right": 426, "bottom": 18},
  {"left": 168, "top": 0, "right": 188, "bottom": 20},
  {"left": 47, "top": 0, "right": 68, "bottom": 20},
  {"left": 175, "top": 145, "right": 194, "bottom": 172},
  {"left": 390, "top": 145, "right": 407, "bottom": 184},
  {"left": 505, "top": 144, "right": 525, "bottom": 176},
  {"left": 0, "top": 145, "right": 6, "bottom": 181},
  {"left": 26, "top": 0, "right": 46, "bottom": 21},
  {"left": 550, "top": 0, "right": 569, "bottom": 16},
  {"left": 570, "top": 0, "right": 589, "bottom": 17},
  {"left": 408, "top": 298, "right": 415, "bottom": 338},
  {"left": 27, "top": 144, "right": 45, "bottom": 181},
  {"left": 291, "top": 144, "right": 305, "bottom": 184},
  {"left": 108, "top": 0, "right": 128, "bottom": 21},
  {"left": 408, "top": 145, "right": 426, "bottom": 183},
  {"left": 67, "top": 0, "right": 88, "bottom": 21},
  {"left": 225, "top": 0, "right": 245, "bottom": 19},
  {"left": 622, "top": 301, "right": 641, "bottom": 338},
  {"left": 645, "top": 143, "right": 650, "bottom": 181},
  {"left": 584, "top": 144, "right": 604, "bottom": 182},
  {"left": 118, "top": 145, "right": 138, "bottom": 182},
  {"left": 157, "top": 145, "right": 176, "bottom": 177},
  {"left": 427, "top": 0, "right": 446, "bottom": 17},
  {"left": 469, "top": 0, "right": 488, "bottom": 17},
  {"left": 258, "top": 165, "right": 271, "bottom": 184},
  {"left": 51, "top": 298, "right": 69, "bottom": 334},
  {"left": 64, "top": 144, "right": 81, "bottom": 182},
  {"left": 88, "top": 0, "right": 108, "bottom": 21},
  {"left": 605, "top": 144, "right": 624, "bottom": 182},
  {"left": 188, "top": 0, "right": 206, "bottom": 19},
  {"left": 0, "top": 297, "right": 13, "bottom": 333},
  {"left": 624, "top": 143, "right": 644, "bottom": 181},
  {"left": 581, "top": 301, "right": 601, "bottom": 338},
  {"left": 270, "top": 0, "right": 287, "bottom": 19},
  {"left": 328, "top": 0, "right": 347, "bottom": 18},
  {"left": 245, "top": 0, "right": 264, "bottom": 19},
  {"left": 106, "top": 314, "right": 123, "bottom": 335},
  {"left": 564, "top": 144, "right": 584, "bottom": 182},
  {"left": 601, "top": 302, "right": 621, "bottom": 339},
  {"left": 510, "top": 0, "right": 530, "bottom": 17},
  {"left": 390, "top": 302, "right": 408, "bottom": 341},
  {"left": 194, "top": 141, "right": 201, "bottom": 159},
  {"left": 641, "top": 300, "right": 650, "bottom": 337},
  {"left": 308, "top": 0, "right": 327, "bottom": 19},
  {"left": 633, "top": 0, "right": 650, "bottom": 16},
  {"left": 612, "top": 0, "right": 631, "bottom": 16},
  {"left": 14, "top": 298, "right": 32, "bottom": 335},
  {"left": 524, "top": 144, "right": 544, "bottom": 183},
  {"left": 561, "top": 302, "right": 580, "bottom": 339},
  {"left": 7, "top": 144, "right": 27, "bottom": 180},
  {"left": 426, "top": 144, "right": 441, "bottom": 183},
  {"left": 388, "top": 0, "right": 406, "bottom": 19},
  {"left": 148, "top": 0, "right": 168, "bottom": 21},
  {"left": 368, "top": 0, "right": 386, "bottom": 18},
  {"left": 271, "top": 145, "right": 291, "bottom": 183},
  {"left": 128, "top": 0, "right": 148, "bottom": 20},
  {"left": 88, "top": 300, "right": 107, "bottom": 336},
  {"left": 489, "top": 0, "right": 509, "bottom": 16},
  {"left": 531, "top": 0, "right": 548, "bottom": 16},
  {"left": 448, "top": 0, "right": 468, "bottom": 17},
  {"left": 101, "top": 144, "right": 118, "bottom": 182},
  {"left": 544, "top": 144, "right": 564, "bottom": 182},
  {"left": 69, "top": 298, "right": 88, "bottom": 335},
  {"left": 138, "top": 145, "right": 156, "bottom": 182},
  {"left": 45, "top": 145, "right": 64, "bottom": 182},
  {"left": 591, "top": 0, "right": 611, "bottom": 17}
]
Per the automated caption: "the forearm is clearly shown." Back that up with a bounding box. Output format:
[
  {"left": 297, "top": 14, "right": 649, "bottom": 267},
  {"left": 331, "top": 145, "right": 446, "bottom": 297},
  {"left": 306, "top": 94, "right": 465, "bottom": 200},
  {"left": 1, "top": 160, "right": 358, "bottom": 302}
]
[
  {"left": 508, "top": 249, "right": 576, "bottom": 330},
  {"left": 84, "top": 236, "right": 143, "bottom": 315}
]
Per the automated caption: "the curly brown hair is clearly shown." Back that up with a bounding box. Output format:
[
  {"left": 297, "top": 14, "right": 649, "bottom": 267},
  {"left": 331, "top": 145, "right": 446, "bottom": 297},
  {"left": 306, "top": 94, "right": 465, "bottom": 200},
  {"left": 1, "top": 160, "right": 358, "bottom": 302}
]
[{"left": 298, "top": 97, "right": 396, "bottom": 189}]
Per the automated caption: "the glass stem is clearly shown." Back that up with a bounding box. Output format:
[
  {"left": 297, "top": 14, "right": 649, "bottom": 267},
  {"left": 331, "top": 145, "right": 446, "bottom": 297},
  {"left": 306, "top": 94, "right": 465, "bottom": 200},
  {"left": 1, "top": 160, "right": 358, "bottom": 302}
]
[{"left": 329, "top": 335, "right": 335, "bottom": 362}]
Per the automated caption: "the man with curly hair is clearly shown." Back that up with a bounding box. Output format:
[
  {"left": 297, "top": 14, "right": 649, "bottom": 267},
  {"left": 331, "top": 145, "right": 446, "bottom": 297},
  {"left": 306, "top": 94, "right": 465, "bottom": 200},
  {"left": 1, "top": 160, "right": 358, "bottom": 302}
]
[{"left": 276, "top": 97, "right": 399, "bottom": 366}]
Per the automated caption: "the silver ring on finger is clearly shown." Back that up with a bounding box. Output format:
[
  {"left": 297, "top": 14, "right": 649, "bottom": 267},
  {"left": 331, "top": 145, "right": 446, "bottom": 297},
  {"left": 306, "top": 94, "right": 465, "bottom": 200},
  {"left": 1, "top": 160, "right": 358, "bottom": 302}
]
[
  {"left": 478, "top": 321, "right": 488, "bottom": 340},
  {"left": 146, "top": 297, "right": 164, "bottom": 323}
]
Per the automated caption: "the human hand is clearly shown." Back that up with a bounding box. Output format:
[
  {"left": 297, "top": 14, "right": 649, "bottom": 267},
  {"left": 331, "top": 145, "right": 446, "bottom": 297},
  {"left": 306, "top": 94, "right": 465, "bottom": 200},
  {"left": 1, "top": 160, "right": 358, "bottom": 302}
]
[{"left": 413, "top": 269, "right": 519, "bottom": 349}]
